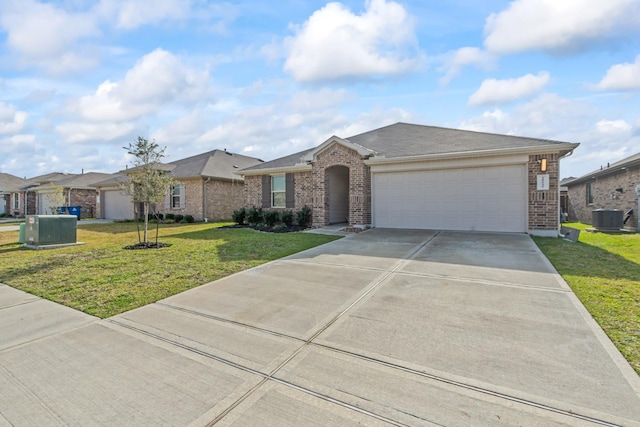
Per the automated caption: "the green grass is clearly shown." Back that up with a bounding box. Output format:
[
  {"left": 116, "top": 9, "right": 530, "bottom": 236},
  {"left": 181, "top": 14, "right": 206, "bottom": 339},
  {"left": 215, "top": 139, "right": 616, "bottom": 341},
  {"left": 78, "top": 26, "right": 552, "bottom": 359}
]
[
  {"left": 533, "top": 223, "right": 640, "bottom": 375},
  {"left": 0, "top": 222, "right": 340, "bottom": 318}
]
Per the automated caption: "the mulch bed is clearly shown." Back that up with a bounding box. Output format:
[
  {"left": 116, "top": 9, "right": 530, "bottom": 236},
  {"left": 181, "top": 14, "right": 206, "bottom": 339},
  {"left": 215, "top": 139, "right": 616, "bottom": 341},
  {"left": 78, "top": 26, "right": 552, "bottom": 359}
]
[{"left": 124, "top": 242, "right": 172, "bottom": 250}]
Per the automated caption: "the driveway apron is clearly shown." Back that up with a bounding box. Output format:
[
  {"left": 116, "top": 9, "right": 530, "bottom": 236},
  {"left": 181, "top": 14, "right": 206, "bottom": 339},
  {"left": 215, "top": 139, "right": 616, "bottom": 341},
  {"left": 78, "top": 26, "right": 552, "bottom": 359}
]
[{"left": 1, "top": 229, "right": 639, "bottom": 426}]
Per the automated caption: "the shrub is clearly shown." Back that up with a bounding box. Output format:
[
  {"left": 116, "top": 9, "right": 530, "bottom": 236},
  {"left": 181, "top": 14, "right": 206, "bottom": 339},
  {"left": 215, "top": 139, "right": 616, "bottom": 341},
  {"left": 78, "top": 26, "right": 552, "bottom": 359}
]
[
  {"left": 280, "top": 210, "right": 294, "bottom": 227},
  {"left": 232, "top": 207, "right": 246, "bottom": 225},
  {"left": 165, "top": 213, "right": 175, "bottom": 220},
  {"left": 184, "top": 214, "right": 194, "bottom": 223},
  {"left": 174, "top": 214, "right": 184, "bottom": 223},
  {"left": 263, "top": 210, "right": 279, "bottom": 227},
  {"left": 246, "top": 206, "right": 263, "bottom": 226},
  {"left": 164, "top": 219, "right": 175, "bottom": 224},
  {"left": 296, "top": 205, "right": 312, "bottom": 227}
]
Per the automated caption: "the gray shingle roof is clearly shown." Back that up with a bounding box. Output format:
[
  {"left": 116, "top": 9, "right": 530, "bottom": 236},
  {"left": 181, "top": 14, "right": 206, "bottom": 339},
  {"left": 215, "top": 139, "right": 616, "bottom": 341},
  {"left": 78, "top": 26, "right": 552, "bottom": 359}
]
[
  {"left": 565, "top": 151, "right": 640, "bottom": 186},
  {"left": 0, "top": 173, "right": 27, "bottom": 192},
  {"left": 241, "top": 122, "right": 577, "bottom": 172},
  {"left": 168, "top": 149, "right": 263, "bottom": 180},
  {"left": 29, "top": 172, "right": 114, "bottom": 190}
]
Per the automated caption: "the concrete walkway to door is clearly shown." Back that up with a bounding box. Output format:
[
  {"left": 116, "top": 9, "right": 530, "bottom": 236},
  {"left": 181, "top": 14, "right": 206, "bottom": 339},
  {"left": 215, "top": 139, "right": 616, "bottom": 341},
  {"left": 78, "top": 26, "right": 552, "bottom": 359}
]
[{"left": 1, "top": 229, "right": 639, "bottom": 426}]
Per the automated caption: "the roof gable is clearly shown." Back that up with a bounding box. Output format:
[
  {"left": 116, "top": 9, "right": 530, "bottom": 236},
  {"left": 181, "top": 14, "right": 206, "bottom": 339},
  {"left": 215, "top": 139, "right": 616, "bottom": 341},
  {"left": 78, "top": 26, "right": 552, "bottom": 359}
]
[{"left": 301, "top": 136, "right": 375, "bottom": 162}]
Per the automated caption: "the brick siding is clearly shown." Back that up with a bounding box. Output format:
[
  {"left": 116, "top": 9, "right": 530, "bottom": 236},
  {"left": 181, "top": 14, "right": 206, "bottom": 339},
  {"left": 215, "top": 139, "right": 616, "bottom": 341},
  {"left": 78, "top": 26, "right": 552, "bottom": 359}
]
[
  {"left": 312, "top": 143, "right": 371, "bottom": 227},
  {"left": 567, "top": 164, "right": 639, "bottom": 229},
  {"left": 161, "top": 177, "right": 246, "bottom": 221},
  {"left": 528, "top": 154, "right": 559, "bottom": 231}
]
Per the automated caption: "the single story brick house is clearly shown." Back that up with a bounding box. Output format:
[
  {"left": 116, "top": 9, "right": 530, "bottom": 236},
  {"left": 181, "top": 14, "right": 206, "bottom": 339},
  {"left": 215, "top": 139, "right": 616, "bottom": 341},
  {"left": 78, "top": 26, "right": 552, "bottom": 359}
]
[
  {"left": 565, "top": 152, "right": 639, "bottom": 230},
  {"left": 0, "top": 173, "right": 27, "bottom": 216},
  {"left": 3, "top": 172, "right": 72, "bottom": 217},
  {"left": 29, "top": 172, "right": 113, "bottom": 217},
  {"left": 95, "top": 149, "right": 263, "bottom": 221},
  {"left": 239, "top": 122, "right": 579, "bottom": 236}
]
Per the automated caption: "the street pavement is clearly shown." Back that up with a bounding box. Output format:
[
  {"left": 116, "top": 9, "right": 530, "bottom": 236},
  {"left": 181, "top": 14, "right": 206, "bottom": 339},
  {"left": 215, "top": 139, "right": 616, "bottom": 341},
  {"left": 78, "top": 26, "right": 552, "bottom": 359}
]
[{"left": 1, "top": 229, "right": 639, "bottom": 426}]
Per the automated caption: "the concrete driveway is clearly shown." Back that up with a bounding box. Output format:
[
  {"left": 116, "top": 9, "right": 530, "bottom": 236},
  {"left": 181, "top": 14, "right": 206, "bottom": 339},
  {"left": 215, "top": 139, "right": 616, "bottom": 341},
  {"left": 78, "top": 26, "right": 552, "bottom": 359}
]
[{"left": 1, "top": 229, "right": 639, "bottom": 426}]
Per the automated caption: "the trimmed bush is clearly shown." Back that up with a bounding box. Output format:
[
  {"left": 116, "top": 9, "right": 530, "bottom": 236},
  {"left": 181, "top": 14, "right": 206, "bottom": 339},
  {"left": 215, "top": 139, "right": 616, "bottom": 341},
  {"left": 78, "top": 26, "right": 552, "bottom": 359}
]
[
  {"left": 184, "top": 214, "right": 194, "bottom": 223},
  {"left": 232, "top": 207, "right": 246, "bottom": 225},
  {"left": 246, "top": 206, "right": 263, "bottom": 226},
  {"left": 296, "top": 205, "right": 312, "bottom": 227},
  {"left": 263, "top": 210, "right": 279, "bottom": 227},
  {"left": 165, "top": 213, "right": 175, "bottom": 220},
  {"left": 280, "top": 210, "right": 294, "bottom": 227},
  {"left": 174, "top": 214, "right": 184, "bottom": 223}
]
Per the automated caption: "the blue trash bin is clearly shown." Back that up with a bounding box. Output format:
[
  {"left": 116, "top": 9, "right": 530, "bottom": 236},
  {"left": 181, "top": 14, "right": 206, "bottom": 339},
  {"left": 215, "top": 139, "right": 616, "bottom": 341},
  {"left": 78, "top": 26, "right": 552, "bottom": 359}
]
[{"left": 68, "top": 206, "right": 81, "bottom": 220}]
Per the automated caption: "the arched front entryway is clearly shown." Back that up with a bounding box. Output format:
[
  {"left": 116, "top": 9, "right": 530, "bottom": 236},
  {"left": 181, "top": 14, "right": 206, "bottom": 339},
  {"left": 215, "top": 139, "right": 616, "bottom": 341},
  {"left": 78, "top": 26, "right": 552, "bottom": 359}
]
[{"left": 326, "top": 165, "right": 349, "bottom": 224}]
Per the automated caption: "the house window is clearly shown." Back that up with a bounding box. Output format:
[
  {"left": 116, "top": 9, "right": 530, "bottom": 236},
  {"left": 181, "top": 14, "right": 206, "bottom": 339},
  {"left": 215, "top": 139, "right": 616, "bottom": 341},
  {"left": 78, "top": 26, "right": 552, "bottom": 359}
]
[
  {"left": 271, "top": 175, "right": 285, "bottom": 208},
  {"left": 586, "top": 182, "right": 594, "bottom": 205},
  {"left": 171, "top": 185, "right": 182, "bottom": 208},
  {"left": 13, "top": 193, "right": 20, "bottom": 210}
]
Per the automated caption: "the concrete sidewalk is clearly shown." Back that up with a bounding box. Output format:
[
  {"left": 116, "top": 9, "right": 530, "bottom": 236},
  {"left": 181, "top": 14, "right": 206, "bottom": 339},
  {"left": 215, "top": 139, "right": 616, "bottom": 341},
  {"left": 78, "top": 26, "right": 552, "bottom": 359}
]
[{"left": 1, "top": 230, "right": 639, "bottom": 426}]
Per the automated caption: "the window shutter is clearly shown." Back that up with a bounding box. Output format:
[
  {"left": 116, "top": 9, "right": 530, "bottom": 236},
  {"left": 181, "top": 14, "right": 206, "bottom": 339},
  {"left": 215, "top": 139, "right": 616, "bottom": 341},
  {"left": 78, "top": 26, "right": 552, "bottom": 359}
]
[
  {"left": 261, "top": 175, "right": 271, "bottom": 208},
  {"left": 285, "top": 173, "right": 294, "bottom": 209},
  {"left": 179, "top": 184, "right": 186, "bottom": 209}
]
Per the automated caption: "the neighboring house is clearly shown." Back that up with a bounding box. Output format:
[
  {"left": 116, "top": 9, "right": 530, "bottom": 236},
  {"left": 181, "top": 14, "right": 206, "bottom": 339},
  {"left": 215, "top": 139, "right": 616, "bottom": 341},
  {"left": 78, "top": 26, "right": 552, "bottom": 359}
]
[
  {"left": 0, "top": 173, "right": 27, "bottom": 216},
  {"left": 239, "top": 122, "right": 579, "bottom": 236},
  {"left": 565, "top": 152, "right": 640, "bottom": 229},
  {"left": 95, "top": 149, "right": 263, "bottom": 221},
  {"left": 559, "top": 177, "right": 576, "bottom": 220},
  {"left": 29, "top": 172, "right": 113, "bottom": 217},
  {"left": 6, "top": 172, "right": 71, "bottom": 217}
]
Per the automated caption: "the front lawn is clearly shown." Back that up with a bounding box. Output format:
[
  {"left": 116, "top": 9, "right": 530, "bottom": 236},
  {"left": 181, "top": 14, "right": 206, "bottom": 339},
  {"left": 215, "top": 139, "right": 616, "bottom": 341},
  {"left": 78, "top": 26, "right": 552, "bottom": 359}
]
[
  {"left": 0, "top": 222, "right": 339, "bottom": 318},
  {"left": 533, "top": 223, "right": 640, "bottom": 375}
]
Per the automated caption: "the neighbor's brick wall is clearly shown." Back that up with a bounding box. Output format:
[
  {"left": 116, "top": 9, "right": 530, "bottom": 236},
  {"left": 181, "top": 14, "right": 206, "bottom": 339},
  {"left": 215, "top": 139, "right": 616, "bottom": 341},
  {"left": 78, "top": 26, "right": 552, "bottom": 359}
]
[
  {"left": 206, "top": 178, "right": 245, "bottom": 221},
  {"left": 313, "top": 143, "right": 371, "bottom": 226},
  {"left": 528, "top": 154, "right": 559, "bottom": 231},
  {"left": 69, "top": 189, "right": 97, "bottom": 218},
  {"left": 567, "top": 164, "right": 639, "bottom": 228},
  {"left": 162, "top": 177, "right": 203, "bottom": 219}
]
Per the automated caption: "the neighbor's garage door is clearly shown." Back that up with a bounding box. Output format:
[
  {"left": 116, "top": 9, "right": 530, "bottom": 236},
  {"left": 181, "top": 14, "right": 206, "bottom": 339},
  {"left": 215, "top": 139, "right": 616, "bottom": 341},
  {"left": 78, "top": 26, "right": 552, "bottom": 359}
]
[
  {"left": 103, "top": 189, "right": 132, "bottom": 220},
  {"left": 373, "top": 165, "right": 527, "bottom": 232}
]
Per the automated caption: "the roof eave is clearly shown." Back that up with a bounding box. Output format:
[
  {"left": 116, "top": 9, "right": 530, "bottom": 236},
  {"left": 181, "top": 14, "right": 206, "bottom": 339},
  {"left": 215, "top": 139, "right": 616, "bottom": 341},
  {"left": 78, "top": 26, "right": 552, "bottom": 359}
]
[
  {"left": 365, "top": 143, "right": 580, "bottom": 165},
  {"left": 566, "top": 157, "right": 640, "bottom": 186},
  {"left": 237, "top": 163, "right": 312, "bottom": 176}
]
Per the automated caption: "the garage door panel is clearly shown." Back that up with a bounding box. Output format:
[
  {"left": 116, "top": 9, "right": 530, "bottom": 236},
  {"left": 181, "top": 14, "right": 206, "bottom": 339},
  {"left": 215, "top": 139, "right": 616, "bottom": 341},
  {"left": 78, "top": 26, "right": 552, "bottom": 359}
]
[
  {"left": 373, "top": 165, "right": 526, "bottom": 232},
  {"left": 103, "top": 190, "right": 132, "bottom": 220}
]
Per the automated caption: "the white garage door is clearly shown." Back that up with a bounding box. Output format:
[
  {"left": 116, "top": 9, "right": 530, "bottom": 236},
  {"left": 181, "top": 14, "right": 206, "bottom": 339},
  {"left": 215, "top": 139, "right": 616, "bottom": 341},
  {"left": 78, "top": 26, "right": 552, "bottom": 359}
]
[
  {"left": 103, "top": 190, "right": 132, "bottom": 220},
  {"left": 373, "top": 165, "right": 527, "bottom": 232},
  {"left": 38, "top": 193, "right": 52, "bottom": 214}
]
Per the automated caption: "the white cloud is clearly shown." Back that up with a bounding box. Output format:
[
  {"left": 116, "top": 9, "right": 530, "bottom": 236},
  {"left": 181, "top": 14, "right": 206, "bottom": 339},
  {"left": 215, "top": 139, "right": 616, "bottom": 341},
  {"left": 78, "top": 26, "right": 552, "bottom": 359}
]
[
  {"left": 595, "top": 55, "right": 640, "bottom": 90},
  {"left": 595, "top": 119, "right": 632, "bottom": 135},
  {"left": 0, "top": 102, "right": 28, "bottom": 135},
  {"left": 438, "top": 47, "right": 496, "bottom": 84},
  {"left": 0, "top": 0, "right": 100, "bottom": 73},
  {"left": 468, "top": 72, "right": 550, "bottom": 106},
  {"left": 283, "top": 0, "right": 423, "bottom": 82},
  {"left": 484, "top": 0, "right": 640, "bottom": 54},
  {"left": 55, "top": 121, "right": 138, "bottom": 144},
  {"left": 69, "top": 49, "right": 211, "bottom": 123}
]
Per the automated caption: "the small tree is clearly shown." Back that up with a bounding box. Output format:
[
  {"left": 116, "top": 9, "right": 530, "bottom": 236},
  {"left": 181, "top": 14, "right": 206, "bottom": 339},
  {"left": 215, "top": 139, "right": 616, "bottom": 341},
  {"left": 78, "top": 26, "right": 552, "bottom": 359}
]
[
  {"left": 123, "top": 137, "right": 175, "bottom": 246},
  {"left": 45, "top": 183, "right": 66, "bottom": 214}
]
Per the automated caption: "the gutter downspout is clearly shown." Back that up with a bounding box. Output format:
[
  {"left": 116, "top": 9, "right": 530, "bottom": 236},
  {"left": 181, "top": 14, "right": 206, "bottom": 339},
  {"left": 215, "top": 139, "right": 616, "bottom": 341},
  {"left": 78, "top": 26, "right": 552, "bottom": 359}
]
[{"left": 203, "top": 177, "right": 211, "bottom": 222}]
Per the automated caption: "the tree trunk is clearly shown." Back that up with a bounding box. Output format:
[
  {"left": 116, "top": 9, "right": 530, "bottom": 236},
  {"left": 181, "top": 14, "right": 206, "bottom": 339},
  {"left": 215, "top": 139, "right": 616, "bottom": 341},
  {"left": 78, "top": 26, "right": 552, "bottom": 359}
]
[{"left": 143, "top": 202, "right": 149, "bottom": 243}]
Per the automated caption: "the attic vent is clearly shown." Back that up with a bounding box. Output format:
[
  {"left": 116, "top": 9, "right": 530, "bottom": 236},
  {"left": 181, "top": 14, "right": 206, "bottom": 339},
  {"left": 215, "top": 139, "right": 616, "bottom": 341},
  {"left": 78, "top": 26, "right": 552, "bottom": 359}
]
[
  {"left": 233, "top": 165, "right": 239, "bottom": 168},
  {"left": 225, "top": 151, "right": 233, "bottom": 156}
]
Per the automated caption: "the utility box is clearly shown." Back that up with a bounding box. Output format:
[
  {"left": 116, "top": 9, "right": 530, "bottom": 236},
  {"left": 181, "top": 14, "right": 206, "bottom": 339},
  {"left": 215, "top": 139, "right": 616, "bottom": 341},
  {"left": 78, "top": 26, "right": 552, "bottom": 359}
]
[
  {"left": 591, "top": 209, "right": 623, "bottom": 230},
  {"left": 25, "top": 215, "right": 77, "bottom": 246}
]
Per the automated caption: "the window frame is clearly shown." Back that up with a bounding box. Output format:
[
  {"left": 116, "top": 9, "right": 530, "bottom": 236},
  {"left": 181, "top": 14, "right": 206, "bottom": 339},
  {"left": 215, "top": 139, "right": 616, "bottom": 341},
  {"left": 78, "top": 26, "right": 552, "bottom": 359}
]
[
  {"left": 271, "top": 175, "right": 286, "bottom": 208},
  {"left": 171, "top": 185, "right": 182, "bottom": 209},
  {"left": 586, "top": 182, "right": 594, "bottom": 205},
  {"left": 13, "top": 193, "right": 20, "bottom": 210}
]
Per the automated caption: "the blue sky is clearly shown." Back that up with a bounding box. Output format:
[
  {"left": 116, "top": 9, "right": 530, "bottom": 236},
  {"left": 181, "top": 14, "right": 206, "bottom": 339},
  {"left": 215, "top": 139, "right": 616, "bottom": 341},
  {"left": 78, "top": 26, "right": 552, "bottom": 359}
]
[{"left": 1, "top": 0, "right": 639, "bottom": 180}]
